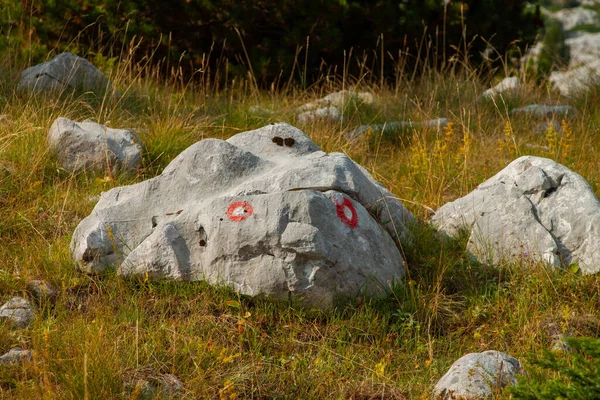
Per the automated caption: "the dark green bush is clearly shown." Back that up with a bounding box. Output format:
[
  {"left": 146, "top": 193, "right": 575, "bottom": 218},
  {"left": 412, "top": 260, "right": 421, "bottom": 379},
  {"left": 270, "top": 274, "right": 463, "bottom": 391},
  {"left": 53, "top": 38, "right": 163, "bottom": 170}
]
[
  {"left": 4, "top": 1, "right": 542, "bottom": 84},
  {"left": 512, "top": 336, "right": 600, "bottom": 399}
]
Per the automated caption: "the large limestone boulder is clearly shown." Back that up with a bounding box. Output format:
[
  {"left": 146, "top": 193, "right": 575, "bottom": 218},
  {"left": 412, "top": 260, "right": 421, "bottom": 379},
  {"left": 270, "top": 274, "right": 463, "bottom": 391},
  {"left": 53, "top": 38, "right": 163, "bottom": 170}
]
[
  {"left": 433, "top": 351, "right": 521, "bottom": 400},
  {"left": 432, "top": 156, "right": 600, "bottom": 273},
  {"left": 71, "top": 123, "right": 413, "bottom": 308},
  {"left": 19, "top": 52, "right": 117, "bottom": 95},
  {"left": 48, "top": 117, "right": 142, "bottom": 174}
]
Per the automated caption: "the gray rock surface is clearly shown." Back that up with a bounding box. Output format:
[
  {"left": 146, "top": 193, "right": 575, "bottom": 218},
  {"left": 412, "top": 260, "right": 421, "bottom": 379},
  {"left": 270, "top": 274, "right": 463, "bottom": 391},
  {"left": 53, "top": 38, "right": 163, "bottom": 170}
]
[
  {"left": 27, "top": 280, "right": 57, "bottom": 303},
  {"left": 0, "top": 347, "right": 33, "bottom": 366},
  {"left": 298, "top": 90, "right": 374, "bottom": 112},
  {"left": 433, "top": 351, "right": 521, "bottom": 400},
  {"left": 19, "top": 52, "right": 116, "bottom": 95},
  {"left": 481, "top": 77, "right": 520, "bottom": 99},
  {"left": 432, "top": 156, "right": 600, "bottom": 273},
  {"left": 535, "top": 120, "right": 563, "bottom": 135},
  {"left": 297, "top": 106, "right": 343, "bottom": 124},
  {"left": 71, "top": 123, "right": 413, "bottom": 308},
  {"left": 123, "top": 370, "right": 183, "bottom": 399},
  {"left": 549, "top": 59, "right": 600, "bottom": 96},
  {"left": 347, "top": 118, "right": 450, "bottom": 140},
  {"left": 48, "top": 117, "right": 142, "bottom": 174},
  {"left": 551, "top": 7, "right": 599, "bottom": 31},
  {"left": 0, "top": 297, "right": 34, "bottom": 328},
  {"left": 509, "top": 104, "right": 577, "bottom": 119}
]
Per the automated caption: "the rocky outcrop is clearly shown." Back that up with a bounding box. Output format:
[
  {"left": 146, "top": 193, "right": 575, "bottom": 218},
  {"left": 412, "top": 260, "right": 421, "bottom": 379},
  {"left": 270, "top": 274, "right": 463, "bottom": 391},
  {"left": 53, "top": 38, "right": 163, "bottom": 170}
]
[
  {"left": 434, "top": 351, "right": 521, "bottom": 400},
  {"left": 71, "top": 123, "right": 413, "bottom": 308},
  {"left": 19, "top": 52, "right": 117, "bottom": 95},
  {"left": 48, "top": 117, "right": 142, "bottom": 174},
  {"left": 432, "top": 156, "right": 600, "bottom": 273}
]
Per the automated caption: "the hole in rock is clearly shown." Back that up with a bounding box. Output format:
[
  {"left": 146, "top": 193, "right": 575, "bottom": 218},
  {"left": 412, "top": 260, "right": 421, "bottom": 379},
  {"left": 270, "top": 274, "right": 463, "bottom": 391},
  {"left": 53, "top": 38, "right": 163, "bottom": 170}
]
[
  {"left": 197, "top": 226, "right": 207, "bottom": 248},
  {"left": 544, "top": 187, "right": 557, "bottom": 198},
  {"left": 284, "top": 137, "right": 295, "bottom": 147},
  {"left": 272, "top": 136, "right": 284, "bottom": 146},
  {"left": 151, "top": 216, "right": 158, "bottom": 228}
]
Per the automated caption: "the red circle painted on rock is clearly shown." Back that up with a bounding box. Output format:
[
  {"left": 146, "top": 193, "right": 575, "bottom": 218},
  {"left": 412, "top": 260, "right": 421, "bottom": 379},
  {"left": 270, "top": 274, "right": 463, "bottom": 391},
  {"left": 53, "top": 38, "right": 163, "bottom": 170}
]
[
  {"left": 226, "top": 201, "right": 254, "bottom": 222},
  {"left": 336, "top": 197, "right": 358, "bottom": 229}
]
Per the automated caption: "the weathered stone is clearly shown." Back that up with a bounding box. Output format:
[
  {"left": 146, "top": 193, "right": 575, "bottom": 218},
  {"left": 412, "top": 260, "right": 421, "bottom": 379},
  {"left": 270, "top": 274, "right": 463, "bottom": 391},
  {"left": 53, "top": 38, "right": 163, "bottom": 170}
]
[
  {"left": 248, "top": 105, "right": 274, "bottom": 116},
  {"left": 0, "top": 297, "right": 34, "bottom": 328},
  {"left": 509, "top": 104, "right": 577, "bottom": 119},
  {"left": 549, "top": 60, "right": 600, "bottom": 96},
  {"left": 433, "top": 351, "right": 521, "bottom": 400},
  {"left": 481, "top": 77, "right": 520, "bottom": 99},
  {"left": 297, "top": 106, "right": 343, "bottom": 124},
  {"left": 432, "top": 156, "right": 600, "bottom": 273},
  {"left": 347, "top": 118, "right": 450, "bottom": 140},
  {"left": 551, "top": 7, "right": 599, "bottom": 31},
  {"left": 123, "top": 370, "right": 183, "bottom": 399},
  {"left": 48, "top": 117, "right": 142, "bottom": 174},
  {"left": 27, "top": 280, "right": 57, "bottom": 303},
  {"left": 71, "top": 123, "right": 413, "bottom": 308},
  {"left": 298, "top": 90, "right": 374, "bottom": 112},
  {"left": 19, "top": 52, "right": 117, "bottom": 95},
  {"left": 0, "top": 347, "right": 33, "bottom": 366}
]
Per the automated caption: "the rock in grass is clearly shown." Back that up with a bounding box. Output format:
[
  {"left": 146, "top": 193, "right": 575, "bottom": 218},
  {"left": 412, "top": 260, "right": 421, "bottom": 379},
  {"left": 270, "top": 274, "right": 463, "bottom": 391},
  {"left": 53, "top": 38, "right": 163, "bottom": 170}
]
[
  {"left": 0, "top": 297, "right": 34, "bottom": 328},
  {"left": 432, "top": 156, "right": 600, "bottom": 273},
  {"left": 551, "top": 7, "right": 599, "bottom": 31},
  {"left": 71, "top": 123, "right": 413, "bottom": 308},
  {"left": 298, "top": 90, "right": 374, "bottom": 112},
  {"left": 549, "top": 60, "right": 600, "bottom": 97},
  {"left": 347, "top": 118, "right": 449, "bottom": 140},
  {"left": 19, "top": 52, "right": 117, "bottom": 95},
  {"left": 0, "top": 347, "right": 33, "bottom": 366},
  {"left": 27, "top": 280, "right": 57, "bottom": 304},
  {"left": 481, "top": 77, "right": 520, "bottom": 99},
  {"left": 509, "top": 104, "right": 577, "bottom": 119},
  {"left": 433, "top": 351, "right": 521, "bottom": 400},
  {"left": 123, "top": 370, "right": 183, "bottom": 399},
  {"left": 297, "top": 106, "right": 343, "bottom": 124},
  {"left": 48, "top": 117, "right": 142, "bottom": 174}
]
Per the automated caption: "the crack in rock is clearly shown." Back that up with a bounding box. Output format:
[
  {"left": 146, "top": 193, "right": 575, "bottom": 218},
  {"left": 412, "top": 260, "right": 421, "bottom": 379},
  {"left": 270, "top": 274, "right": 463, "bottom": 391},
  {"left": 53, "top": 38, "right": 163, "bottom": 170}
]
[{"left": 433, "top": 156, "right": 600, "bottom": 273}]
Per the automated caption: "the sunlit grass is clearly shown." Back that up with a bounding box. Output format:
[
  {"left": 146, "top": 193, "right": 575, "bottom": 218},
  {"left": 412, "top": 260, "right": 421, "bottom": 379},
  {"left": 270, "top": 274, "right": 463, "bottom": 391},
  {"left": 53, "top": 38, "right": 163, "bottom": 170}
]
[{"left": 0, "top": 42, "right": 599, "bottom": 399}]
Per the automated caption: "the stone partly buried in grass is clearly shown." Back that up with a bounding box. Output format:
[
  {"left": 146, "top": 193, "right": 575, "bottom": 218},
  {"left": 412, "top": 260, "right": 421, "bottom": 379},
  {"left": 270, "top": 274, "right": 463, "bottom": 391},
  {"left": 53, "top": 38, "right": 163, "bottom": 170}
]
[
  {"left": 71, "top": 123, "right": 413, "bottom": 308},
  {"left": 432, "top": 156, "right": 600, "bottom": 274},
  {"left": 48, "top": 117, "right": 142, "bottom": 174},
  {"left": 433, "top": 350, "right": 522, "bottom": 400},
  {"left": 19, "top": 52, "right": 118, "bottom": 96}
]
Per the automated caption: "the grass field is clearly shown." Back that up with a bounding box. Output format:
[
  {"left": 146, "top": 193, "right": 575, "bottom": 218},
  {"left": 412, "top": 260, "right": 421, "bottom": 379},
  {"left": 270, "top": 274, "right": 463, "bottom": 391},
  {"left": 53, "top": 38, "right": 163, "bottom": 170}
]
[{"left": 0, "top": 44, "right": 599, "bottom": 399}]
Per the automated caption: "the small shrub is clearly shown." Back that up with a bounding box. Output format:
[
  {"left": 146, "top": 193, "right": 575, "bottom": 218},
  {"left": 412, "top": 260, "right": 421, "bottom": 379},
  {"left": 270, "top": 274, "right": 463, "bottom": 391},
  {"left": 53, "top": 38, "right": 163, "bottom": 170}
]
[{"left": 512, "top": 336, "right": 600, "bottom": 399}]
